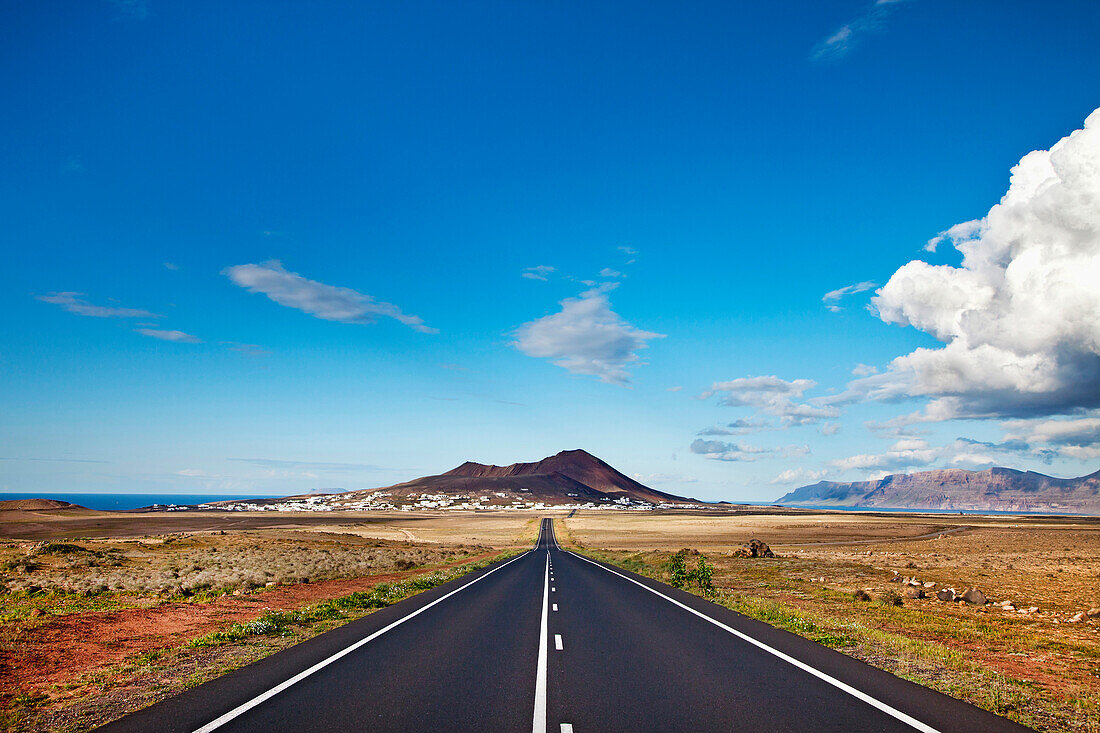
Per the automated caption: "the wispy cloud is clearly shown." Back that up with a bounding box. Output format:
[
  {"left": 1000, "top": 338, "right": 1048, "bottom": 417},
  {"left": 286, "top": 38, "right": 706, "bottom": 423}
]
[
  {"left": 632, "top": 472, "right": 698, "bottom": 484},
  {"left": 135, "top": 328, "right": 201, "bottom": 343},
  {"left": 690, "top": 439, "right": 809, "bottom": 463},
  {"left": 109, "top": 0, "right": 149, "bottom": 19},
  {"left": 513, "top": 283, "right": 664, "bottom": 385},
  {"left": 822, "top": 281, "right": 876, "bottom": 312},
  {"left": 227, "top": 458, "right": 380, "bottom": 471},
  {"left": 37, "top": 292, "right": 160, "bottom": 319},
  {"left": 771, "top": 468, "right": 827, "bottom": 485},
  {"left": 697, "top": 417, "right": 773, "bottom": 436},
  {"left": 223, "top": 260, "right": 437, "bottom": 334},
  {"left": 700, "top": 376, "right": 839, "bottom": 426},
  {"left": 1003, "top": 416, "right": 1100, "bottom": 462},
  {"left": 222, "top": 341, "right": 270, "bottom": 357},
  {"left": 599, "top": 268, "right": 623, "bottom": 279},
  {"left": 923, "top": 219, "right": 981, "bottom": 253},
  {"left": 0, "top": 457, "right": 111, "bottom": 464},
  {"left": 829, "top": 437, "right": 1029, "bottom": 474},
  {"left": 810, "top": 0, "right": 911, "bottom": 62},
  {"left": 163, "top": 262, "right": 180, "bottom": 271},
  {"left": 522, "top": 265, "right": 556, "bottom": 281}
]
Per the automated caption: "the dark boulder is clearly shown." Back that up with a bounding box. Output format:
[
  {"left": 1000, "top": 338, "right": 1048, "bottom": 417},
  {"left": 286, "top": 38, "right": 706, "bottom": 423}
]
[{"left": 733, "top": 539, "right": 775, "bottom": 558}]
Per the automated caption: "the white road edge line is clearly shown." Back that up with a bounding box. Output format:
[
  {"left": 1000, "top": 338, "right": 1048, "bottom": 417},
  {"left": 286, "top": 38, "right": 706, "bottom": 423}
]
[
  {"left": 192, "top": 550, "right": 532, "bottom": 733},
  {"left": 533, "top": 551, "right": 550, "bottom": 733},
  {"left": 567, "top": 551, "right": 939, "bottom": 733}
]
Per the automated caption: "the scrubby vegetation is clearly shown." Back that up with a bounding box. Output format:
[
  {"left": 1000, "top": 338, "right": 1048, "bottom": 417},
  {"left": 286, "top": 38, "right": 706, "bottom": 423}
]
[
  {"left": 578, "top": 545, "right": 1100, "bottom": 733},
  {"left": 0, "top": 533, "right": 487, "bottom": 601},
  {"left": 0, "top": 534, "right": 510, "bottom": 733},
  {"left": 188, "top": 562, "right": 500, "bottom": 648},
  {"left": 666, "top": 550, "right": 715, "bottom": 596}
]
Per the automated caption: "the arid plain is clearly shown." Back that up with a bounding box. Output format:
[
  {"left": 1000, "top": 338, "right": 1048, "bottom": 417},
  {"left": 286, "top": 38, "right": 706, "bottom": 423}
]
[{"left": 1, "top": 504, "right": 1098, "bottom": 731}]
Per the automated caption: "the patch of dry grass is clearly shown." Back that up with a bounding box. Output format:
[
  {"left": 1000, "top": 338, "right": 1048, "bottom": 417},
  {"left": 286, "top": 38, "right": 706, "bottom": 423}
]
[
  {"left": 0, "top": 531, "right": 489, "bottom": 603},
  {"left": 565, "top": 512, "right": 1100, "bottom": 733},
  {"left": 1, "top": 546, "right": 514, "bottom": 732}
]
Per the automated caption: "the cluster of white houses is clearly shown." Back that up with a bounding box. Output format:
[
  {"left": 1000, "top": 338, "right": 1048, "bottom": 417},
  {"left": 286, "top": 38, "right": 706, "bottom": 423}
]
[{"left": 175, "top": 490, "right": 696, "bottom": 512}]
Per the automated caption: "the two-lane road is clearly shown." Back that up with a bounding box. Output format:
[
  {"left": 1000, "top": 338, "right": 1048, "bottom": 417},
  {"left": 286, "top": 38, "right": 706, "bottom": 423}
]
[{"left": 102, "top": 519, "right": 1028, "bottom": 732}]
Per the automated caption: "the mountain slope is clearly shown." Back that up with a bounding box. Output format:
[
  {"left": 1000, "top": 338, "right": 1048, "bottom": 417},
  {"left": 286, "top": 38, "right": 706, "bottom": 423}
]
[
  {"left": 441, "top": 449, "right": 691, "bottom": 504},
  {"left": 776, "top": 467, "right": 1100, "bottom": 513},
  {"left": 339, "top": 449, "right": 699, "bottom": 507}
]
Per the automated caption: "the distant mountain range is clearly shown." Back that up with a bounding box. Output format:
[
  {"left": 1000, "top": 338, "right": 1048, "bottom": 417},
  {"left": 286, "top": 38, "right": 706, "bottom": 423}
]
[
  {"left": 335, "top": 449, "right": 699, "bottom": 508},
  {"left": 775, "top": 466, "right": 1100, "bottom": 514}
]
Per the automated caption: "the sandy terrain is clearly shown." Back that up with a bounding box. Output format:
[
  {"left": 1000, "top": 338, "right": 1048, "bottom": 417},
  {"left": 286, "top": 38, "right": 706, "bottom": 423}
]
[
  {"left": 3, "top": 506, "right": 1098, "bottom": 731},
  {"left": 565, "top": 511, "right": 1100, "bottom": 731},
  {"left": 0, "top": 521, "right": 509, "bottom": 731},
  {"left": 0, "top": 506, "right": 544, "bottom": 544}
]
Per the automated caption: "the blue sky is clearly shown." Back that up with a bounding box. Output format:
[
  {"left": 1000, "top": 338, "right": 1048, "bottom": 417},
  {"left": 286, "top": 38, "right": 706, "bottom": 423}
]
[{"left": 3, "top": 1, "right": 1100, "bottom": 500}]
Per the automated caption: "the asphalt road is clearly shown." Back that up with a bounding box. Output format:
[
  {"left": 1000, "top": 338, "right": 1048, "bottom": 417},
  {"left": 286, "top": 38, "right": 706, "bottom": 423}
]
[{"left": 101, "top": 519, "right": 1029, "bottom": 732}]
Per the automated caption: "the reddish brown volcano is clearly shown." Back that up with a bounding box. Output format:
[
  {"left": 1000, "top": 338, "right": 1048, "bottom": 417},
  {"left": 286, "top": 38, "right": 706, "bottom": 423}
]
[{"left": 345, "top": 449, "right": 698, "bottom": 506}]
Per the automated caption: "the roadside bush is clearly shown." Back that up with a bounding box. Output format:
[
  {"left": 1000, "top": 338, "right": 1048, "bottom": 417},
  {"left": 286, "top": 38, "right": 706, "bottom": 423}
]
[
  {"left": 694, "top": 557, "right": 715, "bottom": 596},
  {"left": 667, "top": 551, "right": 689, "bottom": 588},
  {"left": 666, "top": 550, "right": 715, "bottom": 594},
  {"left": 34, "top": 543, "right": 87, "bottom": 555}
]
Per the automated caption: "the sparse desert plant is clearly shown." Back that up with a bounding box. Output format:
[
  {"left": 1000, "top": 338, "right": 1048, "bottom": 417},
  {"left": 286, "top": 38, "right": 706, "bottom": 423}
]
[
  {"left": 667, "top": 550, "right": 689, "bottom": 588},
  {"left": 694, "top": 556, "right": 715, "bottom": 595}
]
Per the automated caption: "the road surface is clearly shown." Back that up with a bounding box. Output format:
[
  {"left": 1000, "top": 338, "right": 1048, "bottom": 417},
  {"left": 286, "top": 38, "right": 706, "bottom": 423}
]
[{"left": 100, "top": 518, "right": 1028, "bottom": 732}]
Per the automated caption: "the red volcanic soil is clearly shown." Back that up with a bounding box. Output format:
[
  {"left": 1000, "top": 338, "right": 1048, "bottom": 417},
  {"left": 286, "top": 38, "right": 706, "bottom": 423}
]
[{"left": 0, "top": 552, "right": 497, "bottom": 695}]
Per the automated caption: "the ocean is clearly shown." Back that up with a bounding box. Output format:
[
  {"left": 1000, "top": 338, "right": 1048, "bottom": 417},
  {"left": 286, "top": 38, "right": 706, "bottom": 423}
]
[
  {"left": 735, "top": 501, "right": 1086, "bottom": 516},
  {"left": 0, "top": 493, "right": 278, "bottom": 511}
]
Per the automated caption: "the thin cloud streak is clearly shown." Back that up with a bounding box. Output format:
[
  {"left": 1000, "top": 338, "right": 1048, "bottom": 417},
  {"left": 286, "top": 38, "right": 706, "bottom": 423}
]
[
  {"left": 224, "top": 260, "right": 437, "bottom": 334},
  {"left": 37, "top": 292, "right": 160, "bottom": 319}
]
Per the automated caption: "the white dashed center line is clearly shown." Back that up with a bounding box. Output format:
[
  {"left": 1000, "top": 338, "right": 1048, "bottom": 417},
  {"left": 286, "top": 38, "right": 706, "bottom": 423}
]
[
  {"left": 554, "top": 634, "right": 563, "bottom": 650},
  {"left": 532, "top": 552, "right": 549, "bottom": 733},
  {"left": 552, "top": 603, "right": 558, "bottom": 611},
  {"left": 560, "top": 725, "right": 574, "bottom": 733}
]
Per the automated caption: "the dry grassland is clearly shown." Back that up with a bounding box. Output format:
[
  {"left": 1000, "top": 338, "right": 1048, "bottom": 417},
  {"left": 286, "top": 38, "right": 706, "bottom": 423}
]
[
  {"left": 565, "top": 511, "right": 1100, "bottom": 732},
  {"left": 0, "top": 514, "right": 526, "bottom": 732}
]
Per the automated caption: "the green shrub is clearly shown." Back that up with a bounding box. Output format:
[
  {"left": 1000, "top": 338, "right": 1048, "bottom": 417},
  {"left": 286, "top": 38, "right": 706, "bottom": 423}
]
[
  {"left": 667, "top": 551, "right": 689, "bottom": 588},
  {"left": 694, "top": 556, "right": 715, "bottom": 595}
]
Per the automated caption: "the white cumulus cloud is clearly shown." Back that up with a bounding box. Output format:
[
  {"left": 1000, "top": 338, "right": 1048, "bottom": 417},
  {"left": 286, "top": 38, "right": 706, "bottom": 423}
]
[
  {"left": 852, "top": 107, "right": 1100, "bottom": 421},
  {"left": 223, "top": 260, "right": 436, "bottom": 334},
  {"left": 513, "top": 284, "right": 664, "bottom": 385}
]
